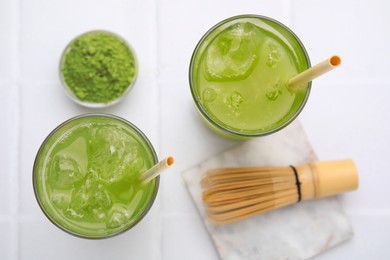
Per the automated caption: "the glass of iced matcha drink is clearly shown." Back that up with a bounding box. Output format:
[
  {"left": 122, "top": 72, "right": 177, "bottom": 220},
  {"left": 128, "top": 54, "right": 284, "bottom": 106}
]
[
  {"left": 33, "top": 114, "right": 159, "bottom": 239},
  {"left": 189, "top": 15, "right": 311, "bottom": 139}
]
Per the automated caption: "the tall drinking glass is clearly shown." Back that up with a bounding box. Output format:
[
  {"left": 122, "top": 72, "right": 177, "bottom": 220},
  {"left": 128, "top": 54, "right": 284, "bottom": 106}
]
[
  {"left": 33, "top": 114, "right": 159, "bottom": 239},
  {"left": 189, "top": 15, "right": 311, "bottom": 139}
]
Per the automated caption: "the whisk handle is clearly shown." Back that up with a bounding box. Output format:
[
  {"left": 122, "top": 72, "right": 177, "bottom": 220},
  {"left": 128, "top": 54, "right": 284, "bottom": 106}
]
[{"left": 308, "top": 159, "right": 359, "bottom": 198}]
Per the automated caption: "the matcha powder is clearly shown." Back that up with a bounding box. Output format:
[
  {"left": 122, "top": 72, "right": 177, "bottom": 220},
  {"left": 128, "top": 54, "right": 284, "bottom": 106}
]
[{"left": 61, "top": 31, "right": 137, "bottom": 104}]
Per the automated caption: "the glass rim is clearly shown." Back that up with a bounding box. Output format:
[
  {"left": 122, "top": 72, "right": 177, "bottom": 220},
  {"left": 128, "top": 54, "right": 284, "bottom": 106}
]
[
  {"left": 32, "top": 113, "right": 159, "bottom": 239},
  {"left": 59, "top": 30, "right": 138, "bottom": 108},
  {"left": 189, "top": 14, "right": 312, "bottom": 138}
]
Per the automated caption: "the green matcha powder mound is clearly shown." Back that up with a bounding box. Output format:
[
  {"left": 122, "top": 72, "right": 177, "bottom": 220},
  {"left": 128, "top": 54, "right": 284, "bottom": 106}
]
[{"left": 61, "top": 32, "right": 136, "bottom": 104}]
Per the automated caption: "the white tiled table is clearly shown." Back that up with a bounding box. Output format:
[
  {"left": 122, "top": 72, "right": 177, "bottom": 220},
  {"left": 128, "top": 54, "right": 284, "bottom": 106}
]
[{"left": 1, "top": 1, "right": 389, "bottom": 259}]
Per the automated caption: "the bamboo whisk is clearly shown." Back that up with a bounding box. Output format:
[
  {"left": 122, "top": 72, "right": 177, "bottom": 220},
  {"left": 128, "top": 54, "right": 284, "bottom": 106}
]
[{"left": 201, "top": 160, "right": 358, "bottom": 225}]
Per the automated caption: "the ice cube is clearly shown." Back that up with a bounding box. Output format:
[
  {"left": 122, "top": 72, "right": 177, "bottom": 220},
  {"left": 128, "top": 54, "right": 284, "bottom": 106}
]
[
  {"left": 107, "top": 212, "right": 127, "bottom": 229},
  {"left": 91, "top": 207, "right": 107, "bottom": 220},
  {"left": 129, "top": 157, "right": 145, "bottom": 174},
  {"left": 50, "top": 189, "right": 73, "bottom": 210},
  {"left": 203, "top": 88, "right": 217, "bottom": 102},
  {"left": 265, "top": 41, "right": 283, "bottom": 68},
  {"left": 67, "top": 187, "right": 90, "bottom": 218},
  {"left": 84, "top": 185, "right": 112, "bottom": 220},
  {"left": 66, "top": 172, "right": 112, "bottom": 221},
  {"left": 49, "top": 155, "right": 84, "bottom": 189},
  {"left": 65, "top": 207, "right": 84, "bottom": 220},
  {"left": 225, "top": 91, "right": 244, "bottom": 117},
  {"left": 106, "top": 204, "right": 131, "bottom": 229},
  {"left": 266, "top": 80, "right": 283, "bottom": 101},
  {"left": 89, "top": 125, "right": 139, "bottom": 183},
  {"left": 92, "top": 184, "right": 112, "bottom": 209},
  {"left": 205, "top": 22, "right": 261, "bottom": 81}
]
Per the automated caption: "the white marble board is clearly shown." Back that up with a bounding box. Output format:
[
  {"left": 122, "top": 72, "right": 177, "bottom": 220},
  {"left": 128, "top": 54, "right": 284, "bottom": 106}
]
[{"left": 183, "top": 121, "right": 353, "bottom": 260}]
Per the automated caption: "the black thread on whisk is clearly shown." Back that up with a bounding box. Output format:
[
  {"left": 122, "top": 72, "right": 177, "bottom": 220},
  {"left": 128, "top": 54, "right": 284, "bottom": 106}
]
[{"left": 290, "top": 165, "right": 301, "bottom": 202}]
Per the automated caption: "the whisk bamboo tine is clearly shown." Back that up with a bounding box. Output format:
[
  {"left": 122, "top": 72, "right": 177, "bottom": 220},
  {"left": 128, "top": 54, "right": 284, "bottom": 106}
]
[
  {"left": 202, "top": 178, "right": 290, "bottom": 190},
  {"left": 203, "top": 172, "right": 291, "bottom": 183},
  {"left": 203, "top": 185, "right": 297, "bottom": 203},
  {"left": 204, "top": 188, "right": 297, "bottom": 205},
  {"left": 203, "top": 188, "right": 298, "bottom": 210},
  {"left": 203, "top": 174, "right": 295, "bottom": 185},
  {"left": 208, "top": 202, "right": 291, "bottom": 225},
  {"left": 210, "top": 181, "right": 297, "bottom": 192},
  {"left": 205, "top": 166, "right": 290, "bottom": 176},
  {"left": 205, "top": 173, "right": 295, "bottom": 182},
  {"left": 206, "top": 190, "right": 298, "bottom": 212},
  {"left": 207, "top": 196, "right": 296, "bottom": 223},
  {"left": 203, "top": 181, "right": 297, "bottom": 196},
  {"left": 212, "top": 197, "right": 294, "bottom": 219},
  {"left": 208, "top": 200, "right": 295, "bottom": 225},
  {"left": 205, "top": 188, "right": 294, "bottom": 202},
  {"left": 204, "top": 168, "right": 284, "bottom": 180},
  {"left": 202, "top": 176, "right": 295, "bottom": 191},
  {"left": 201, "top": 169, "right": 294, "bottom": 188}
]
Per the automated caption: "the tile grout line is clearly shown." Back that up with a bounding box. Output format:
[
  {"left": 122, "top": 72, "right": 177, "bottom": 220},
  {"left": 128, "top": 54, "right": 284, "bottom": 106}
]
[
  {"left": 282, "top": 0, "right": 294, "bottom": 27},
  {"left": 290, "top": 0, "right": 295, "bottom": 28},
  {"left": 153, "top": 0, "right": 163, "bottom": 259},
  {"left": 9, "top": 0, "right": 22, "bottom": 259},
  {"left": 345, "top": 209, "right": 390, "bottom": 217}
]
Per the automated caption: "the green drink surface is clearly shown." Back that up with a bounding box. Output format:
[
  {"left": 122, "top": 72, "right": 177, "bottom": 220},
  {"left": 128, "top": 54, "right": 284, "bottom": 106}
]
[
  {"left": 34, "top": 115, "right": 157, "bottom": 238},
  {"left": 192, "top": 17, "right": 310, "bottom": 135}
]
